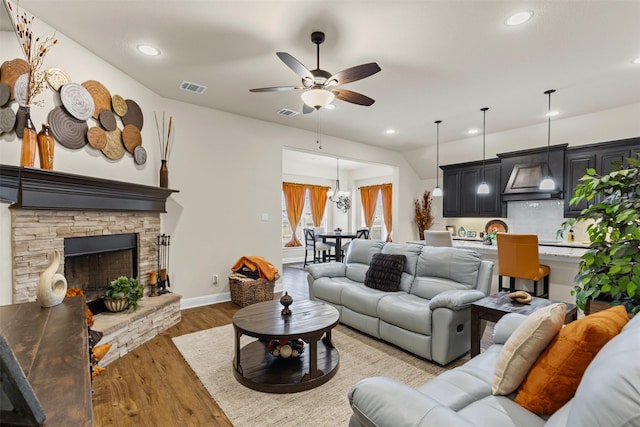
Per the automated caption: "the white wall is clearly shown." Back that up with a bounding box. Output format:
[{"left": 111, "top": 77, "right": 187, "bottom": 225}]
[{"left": 1, "top": 23, "right": 422, "bottom": 306}]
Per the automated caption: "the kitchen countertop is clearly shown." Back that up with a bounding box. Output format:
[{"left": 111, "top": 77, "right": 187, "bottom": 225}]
[{"left": 407, "top": 239, "right": 589, "bottom": 262}]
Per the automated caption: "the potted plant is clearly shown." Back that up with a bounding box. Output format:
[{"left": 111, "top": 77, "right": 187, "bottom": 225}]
[
  {"left": 564, "top": 155, "right": 640, "bottom": 314},
  {"left": 104, "top": 276, "right": 144, "bottom": 312}
]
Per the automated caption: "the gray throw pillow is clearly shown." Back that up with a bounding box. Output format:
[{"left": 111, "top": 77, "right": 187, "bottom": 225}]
[{"left": 364, "top": 253, "right": 407, "bottom": 292}]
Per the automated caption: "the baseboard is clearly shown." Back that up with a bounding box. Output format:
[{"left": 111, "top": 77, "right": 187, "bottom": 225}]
[{"left": 180, "top": 283, "right": 284, "bottom": 310}]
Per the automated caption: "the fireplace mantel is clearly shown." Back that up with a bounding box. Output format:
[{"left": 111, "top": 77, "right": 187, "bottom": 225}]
[{"left": 0, "top": 165, "right": 177, "bottom": 213}]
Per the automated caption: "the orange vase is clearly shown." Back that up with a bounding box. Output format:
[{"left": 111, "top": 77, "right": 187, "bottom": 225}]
[
  {"left": 20, "top": 108, "right": 37, "bottom": 168},
  {"left": 37, "top": 123, "right": 55, "bottom": 170}
]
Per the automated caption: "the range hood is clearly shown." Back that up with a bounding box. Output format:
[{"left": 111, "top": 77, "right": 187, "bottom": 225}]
[{"left": 497, "top": 144, "right": 567, "bottom": 201}]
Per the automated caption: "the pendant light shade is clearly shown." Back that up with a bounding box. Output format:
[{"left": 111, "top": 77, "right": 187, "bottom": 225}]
[
  {"left": 432, "top": 120, "right": 443, "bottom": 197},
  {"left": 477, "top": 107, "right": 490, "bottom": 195},
  {"left": 539, "top": 89, "right": 556, "bottom": 190}
]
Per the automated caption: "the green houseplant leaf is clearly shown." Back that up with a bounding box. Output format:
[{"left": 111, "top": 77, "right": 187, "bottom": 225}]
[
  {"left": 570, "top": 153, "right": 640, "bottom": 314},
  {"left": 105, "top": 276, "right": 144, "bottom": 311}
]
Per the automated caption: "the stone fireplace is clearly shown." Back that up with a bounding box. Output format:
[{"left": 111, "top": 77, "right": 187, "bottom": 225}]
[{"left": 2, "top": 165, "right": 181, "bottom": 365}]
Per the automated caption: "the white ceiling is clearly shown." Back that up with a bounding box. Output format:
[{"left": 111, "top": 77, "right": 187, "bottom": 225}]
[{"left": 2, "top": 1, "right": 639, "bottom": 157}]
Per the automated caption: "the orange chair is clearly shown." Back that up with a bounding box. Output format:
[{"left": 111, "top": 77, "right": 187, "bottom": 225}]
[{"left": 496, "top": 233, "right": 550, "bottom": 298}]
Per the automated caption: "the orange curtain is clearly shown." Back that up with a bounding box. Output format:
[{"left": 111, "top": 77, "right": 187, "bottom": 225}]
[
  {"left": 380, "top": 184, "right": 393, "bottom": 242},
  {"left": 360, "top": 185, "right": 380, "bottom": 230},
  {"left": 308, "top": 185, "right": 330, "bottom": 226},
  {"left": 282, "top": 182, "right": 306, "bottom": 247}
]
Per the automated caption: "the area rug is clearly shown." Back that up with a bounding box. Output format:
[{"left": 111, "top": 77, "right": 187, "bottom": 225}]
[{"left": 172, "top": 324, "right": 467, "bottom": 426}]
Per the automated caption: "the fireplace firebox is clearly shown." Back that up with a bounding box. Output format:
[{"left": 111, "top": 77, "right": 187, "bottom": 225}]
[{"left": 64, "top": 233, "right": 139, "bottom": 314}]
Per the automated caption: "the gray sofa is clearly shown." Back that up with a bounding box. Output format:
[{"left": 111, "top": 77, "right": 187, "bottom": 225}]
[
  {"left": 306, "top": 239, "right": 494, "bottom": 365},
  {"left": 348, "top": 312, "right": 640, "bottom": 427}
]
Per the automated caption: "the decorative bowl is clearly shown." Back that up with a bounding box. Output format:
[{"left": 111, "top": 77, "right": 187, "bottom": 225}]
[{"left": 267, "top": 338, "right": 305, "bottom": 359}]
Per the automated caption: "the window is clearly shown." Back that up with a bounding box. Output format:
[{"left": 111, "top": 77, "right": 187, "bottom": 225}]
[
  {"left": 282, "top": 190, "right": 328, "bottom": 246},
  {"left": 361, "top": 189, "right": 387, "bottom": 240}
]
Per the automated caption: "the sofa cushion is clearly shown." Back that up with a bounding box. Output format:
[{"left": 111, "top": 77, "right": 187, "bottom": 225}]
[
  {"left": 311, "top": 276, "right": 359, "bottom": 305},
  {"left": 492, "top": 302, "right": 566, "bottom": 395},
  {"left": 344, "top": 239, "right": 384, "bottom": 283},
  {"left": 412, "top": 247, "right": 481, "bottom": 299},
  {"left": 567, "top": 313, "right": 640, "bottom": 426},
  {"left": 515, "top": 305, "right": 629, "bottom": 414},
  {"left": 341, "top": 284, "right": 398, "bottom": 317},
  {"left": 364, "top": 253, "right": 406, "bottom": 292},
  {"left": 457, "top": 395, "right": 547, "bottom": 427},
  {"left": 377, "top": 293, "right": 431, "bottom": 335}
]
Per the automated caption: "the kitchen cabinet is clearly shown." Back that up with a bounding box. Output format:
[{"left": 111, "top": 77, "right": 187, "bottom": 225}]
[
  {"left": 441, "top": 159, "right": 503, "bottom": 218},
  {"left": 564, "top": 137, "right": 640, "bottom": 217}
]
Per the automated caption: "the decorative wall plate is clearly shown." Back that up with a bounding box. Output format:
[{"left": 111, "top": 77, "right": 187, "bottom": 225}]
[
  {"left": 0, "top": 108, "right": 16, "bottom": 134},
  {"left": 122, "top": 99, "right": 143, "bottom": 130},
  {"left": 122, "top": 124, "right": 142, "bottom": 153},
  {"left": 48, "top": 106, "right": 88, "bottom": 149},
  {"left": 82, "top": 80, "right": 111, "bottom": 119},
  {"left": 98, "top": 109, "right": 117, "bottom": 131},
  {"left": 60, "top": 82, "right": 95, "bottom": 121},
  {"left": 87, "top": 126, "right": 107, "bottom": 150},
  {"left": 14, "top": 106, "right": 28, "bottom": 138},
  {"left": 111, "top": 94, "right": 127, "bottom": 116},
  {"left": 133, "top": 145, "right": 147, "bottom": 165},
  {"left": 0, "top": 83, "right": 10, "bottom": 107},
  {"left": 13, "top": 73, "right": 29, "bottom": 107},
  {"left": 45, "top": 67, "right": 72, "bottom": 91},
  {"left": 0, "top": 58, "right": 29, "bottom": 100},
  {"left": 102, "top": 128, "right": 125, "bottom": 160},
  {"left": 485, "top": 219, "right": 508, "bottom": 234},
  {"left": 458, "top": 227, "right": 466, "bottom": 237}
]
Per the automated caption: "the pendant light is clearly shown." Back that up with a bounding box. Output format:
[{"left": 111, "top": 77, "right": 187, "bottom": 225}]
[
  {"left": 477, "top": 107, "right": 490, "bottom": 194},
  {"left": 432, "top": 120, "right": 443, "bottom": 197},
  {"left": 539, "top": 89, "right": 556, "bottom": 190},
  {"left": 329, "top": 158, "right": 351, "bottom": 212}
]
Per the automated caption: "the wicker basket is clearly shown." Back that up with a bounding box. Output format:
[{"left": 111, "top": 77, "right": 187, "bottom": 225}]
[{"left": 229, "top": 273, "right": 278, "bottom": 307}]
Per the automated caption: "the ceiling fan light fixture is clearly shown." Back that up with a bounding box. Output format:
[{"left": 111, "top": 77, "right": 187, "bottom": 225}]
[{"left": 301, "top": 88, "right": 335, "bottom": 109}]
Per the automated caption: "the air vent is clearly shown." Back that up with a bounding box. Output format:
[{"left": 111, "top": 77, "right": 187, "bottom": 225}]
[
  {"left": 178, "top": 80, "right": 208, "bottom": 94},
  {"left": 277, "top": 108, "right": 299, "bottom": 117}
]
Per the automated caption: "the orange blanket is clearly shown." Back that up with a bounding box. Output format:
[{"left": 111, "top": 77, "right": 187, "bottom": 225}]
[{"left": 231, "top": 256, "right": 279, "bottom": 281}]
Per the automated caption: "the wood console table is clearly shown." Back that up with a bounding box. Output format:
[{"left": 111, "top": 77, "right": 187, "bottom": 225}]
[{"left": 0, "top": 296, "right": 93, "bottom": 426}]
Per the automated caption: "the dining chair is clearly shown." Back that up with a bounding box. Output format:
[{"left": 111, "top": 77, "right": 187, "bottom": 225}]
[
  {"left": 496, "top": 233, "right": 550, "bottom": 298},
  {"left": 423, "top": 230, "right": 453, "bottom": 247},
  {"left": 303, "top": 228, "right": 334, "bottom": 267}
]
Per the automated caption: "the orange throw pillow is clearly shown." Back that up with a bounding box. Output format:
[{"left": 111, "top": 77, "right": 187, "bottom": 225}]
[{"left": 515, "top": 305, "right": 629, "bottom": 414}]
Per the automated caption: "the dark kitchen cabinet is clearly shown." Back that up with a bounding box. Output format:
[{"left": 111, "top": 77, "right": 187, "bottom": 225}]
[
  {"left": 441, "top": 159, "right": 502, "bottom": 218},
  {"left": 564, "top": 137, "right": 640, "bottom": 217}
]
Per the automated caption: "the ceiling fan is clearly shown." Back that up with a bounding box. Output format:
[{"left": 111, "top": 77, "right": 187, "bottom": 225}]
[{"left": 249, "top": 31, "right": 381, "bottom": 113}]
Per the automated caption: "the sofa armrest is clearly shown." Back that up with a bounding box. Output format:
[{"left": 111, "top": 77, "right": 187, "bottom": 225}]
[
  {"left": 348, "top": 377, "right": 475, "bottom": 427},
  {"left": 429, "top": 290, "right": 486, "bottom": 311},
  {"left": 492, "top": 313, "right": 528, "bottom": 344},
  {"left": 305, "top": 262, "right": 346, "bottom": 279}
]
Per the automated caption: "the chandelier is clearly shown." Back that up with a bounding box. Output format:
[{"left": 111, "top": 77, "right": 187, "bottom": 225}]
[{"left": 329, "top": 158, "right": 351, "bottom": 213}]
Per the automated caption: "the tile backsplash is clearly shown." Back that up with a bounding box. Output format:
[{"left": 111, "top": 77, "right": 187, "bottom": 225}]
[{"left": 442, "top": 200, "right": 589, "bottom": 243}]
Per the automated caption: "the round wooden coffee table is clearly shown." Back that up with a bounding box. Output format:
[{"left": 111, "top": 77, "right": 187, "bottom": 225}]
[{"left": 232, "top": 299, "right": 340, "bottom": 393}]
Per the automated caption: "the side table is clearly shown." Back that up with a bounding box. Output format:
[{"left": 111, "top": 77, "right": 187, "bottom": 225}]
[{"left": 470, "top": 292, "right": 577, "bottom": 357}]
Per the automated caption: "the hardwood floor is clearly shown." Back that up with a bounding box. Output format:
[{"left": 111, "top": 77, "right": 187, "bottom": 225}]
[
  {"left": 92, "top": 264, "right": 308, "bottom": 426},
  {"left": 92, "top": 263, "right": 491, "bottom": 426}
]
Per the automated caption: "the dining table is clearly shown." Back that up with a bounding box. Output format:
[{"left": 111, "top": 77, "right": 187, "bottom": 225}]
[{"left": 317, "top": 231, "right": 357, "bottom": 262}]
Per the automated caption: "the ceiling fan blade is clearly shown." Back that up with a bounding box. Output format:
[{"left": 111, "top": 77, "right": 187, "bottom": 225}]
[
  {"left": 276, "top": 52, "right": 314, "bottom": 81},
  {"left": 249, "top": 86, "right": 304, "bottom": 93},
  {"left": 302, "top": 104, "right": 315, "bottom": 114},
  {"left": 326, "top": 63, "right": 381, "bottom": 86},
  {"left": 332, "top": 89, "right": 375, "bottom": 106}
]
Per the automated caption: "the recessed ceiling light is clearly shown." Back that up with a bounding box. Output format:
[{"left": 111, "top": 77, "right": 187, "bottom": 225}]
[
  {"left": 546, "top": 111, "right": 559, "bottom": 117},
  {"left": 632, "top": 57, "right": 640, "bottom": 64},
  {"left": 137, "top": 44, "right": 160, "bottom": 56},
  {"left": 385, "top": 129, "right": 396, "bottom": 135},
  {"left": 324, "top": 104, "right": 336, "bottom": 110},
  {"left": 505, "top": 10, "right": 533, "bottom": 26},
  {"left": 467, "top": 128, "right": 479, "bottom": 135}
]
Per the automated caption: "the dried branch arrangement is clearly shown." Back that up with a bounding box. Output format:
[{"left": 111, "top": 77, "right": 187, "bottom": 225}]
[
  {"left": 154, "top": 112, "right": 175, "bottom": 161},
  {"left": 4, "top": 0, "right": 58, "bottom": 105}
]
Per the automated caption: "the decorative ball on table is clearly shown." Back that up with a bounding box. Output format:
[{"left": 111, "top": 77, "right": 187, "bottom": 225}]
[
  {"left": 267, "top": 338, "right": 305, "bottom": 359},
  {"left": 280, "top": 291, "right": 293, "bottom": 316}
]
